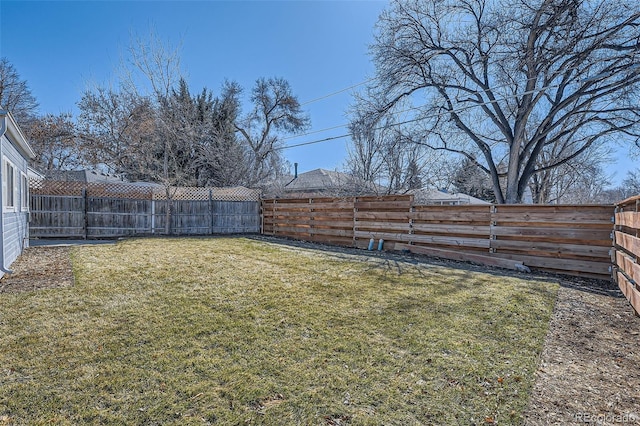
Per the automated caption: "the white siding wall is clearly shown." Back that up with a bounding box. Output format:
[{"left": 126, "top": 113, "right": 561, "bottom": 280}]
[{"left": 1, "top": 134, "right": 30, "bottom": 276}]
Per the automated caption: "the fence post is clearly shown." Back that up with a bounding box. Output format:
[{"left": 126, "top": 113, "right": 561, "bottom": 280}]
[
  {"left": 309, "top": 198, "right": 314, "bottom": 240},
  {"left": 636, "top": 200, "right": 640, "bottom": 265},
  {"left": 151, "top": 199, "right": 155, "bottom": 234},
  {"left": 352, "top": 197, "right": 357, "bottom": 248},
  {"left": 273, "top": 199, "right": 278, "bottom": 236},
  {"left": 489, "top": 204, "right": 497, "bottom": 255},
  {"left": 209, "top": 188, "right": 214, "bottom": 235},
  {"left": 260, "top": 199, "right": 264, "bottom": 235},
  {"left": 408, "top": 198, "right": 414, "bottom": 246},
  {"left": 83, "top": 188, "right": 89, "bottom": 240}
]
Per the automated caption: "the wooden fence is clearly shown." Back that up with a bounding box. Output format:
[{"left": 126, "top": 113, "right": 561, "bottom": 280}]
[
  {"left": 262, "top": 196, "right": 615, "bottom": 279},
  {"left": 612, "top": 196, "right": 640, "bottom": 314},
  {"left": 29, "top": 181, "right": 261, "bottom": 238}
]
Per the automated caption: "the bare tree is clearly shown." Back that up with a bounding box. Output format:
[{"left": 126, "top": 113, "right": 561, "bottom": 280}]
[
  {"left": 585, "top": 170, "right": 640, "bottom": 205},
  {"left": 614, "top": 170, "right": 640, "bottom": 200},
  {"left": 346, "top": 105, "right": 392, "bottom": 190},
  {"left": 346, "top": 95, "right": 453, "bottom": 194},
  {"left": 235, "top": 77, "right": 310, "bottom": 186},
  {"left": 369, "top": 0, "right": 640, "bottom": 203},
  {"left": 25, "top": 113, "right": 85, "bottom": 171},
  {"left": 79, "top": 32, "right": 309, "bottom": 194},
  {"left": 528, "top": 142, "right": 612, "bottom": 203},
  {"left": 555, "top": 163, "right": 613, "bottom": 204},
  {"left": 77, "top": 88, "right": 155, "bottom": 176},
  {"left": 383, "top": 131, "right": 427, "bottom": 192},
  {"left": 121, "top": 30, "right": 182, "bottom": 100},
  {"left": 0, "top": 58, "right": 39, "bottom": 124}
]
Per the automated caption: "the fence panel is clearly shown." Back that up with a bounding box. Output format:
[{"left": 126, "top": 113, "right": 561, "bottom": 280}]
[
  {"left": 262, "top": 197, "right": 355, "bottom": 246},
  {"left": 213, "top": 201, "right": 260, "bottom": 234},
  {"left": 409, "top": 204, "right": 492, "bottom": 253},
  {"left": 30, "top": 181, "right": 261, "bottom": 238},
  {"left": 30, "top": 194, "right": 85, "bottom": 238},
  {"left": 491, "top": 205, "right": 614, "bottom": 278},
  {"left": 262, "top": 196, "right": 615, "bottom": 279},
  {"left": 173, "top": 200, "right": 211, "bottom": 235},
  {"left": 87, "top": 197, "right": 153, "bottom": 237},
  {"left": 612, "top": 196, "right": 640, "bottom": 314},
  {"left": 354, "top": 195, "right": 413, "bottom": 249}
]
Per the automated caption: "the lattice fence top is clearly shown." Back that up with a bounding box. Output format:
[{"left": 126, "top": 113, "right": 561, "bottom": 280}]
[
  {"left": 29, "top": 179, "right": 261, "bottom": 202},
  {"left": 29, "top": 179, "right": 156, "bottom": 199},
  {"left": 153, "top": 186, "right": 261, "bottom": 202}
]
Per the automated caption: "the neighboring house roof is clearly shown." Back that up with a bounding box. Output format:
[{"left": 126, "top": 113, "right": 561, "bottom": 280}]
[
  {"left": 45, "top": 169, "right": 126, "bottom": 183},
  {"left": 407, "top": 187, "right": 491, "bottom": 205},
  {"left": 0, "top": 109, "right": 36, "bottom": 159},
  {"left": 262, "top": 168, "right": 381, "bottom": 198},
  {"left": 284, "top": 169, "right": 360, "bottom": 192},
  {"left": 27, "top": 166, "right": 45, "bottom": 180}
]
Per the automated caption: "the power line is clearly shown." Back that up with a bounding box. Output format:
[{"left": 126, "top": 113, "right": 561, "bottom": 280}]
[
  {"left": 281, "top": 122, "right": 350, "bottom": 141},
  {"left": 276, "top": 80, "right": 578, "bottom": 151},
  {"left": 284, "top": 67, "right": 576, "bottom": 142},
  {"left": 299, "top": 78, "right": 375, "bottom": 106},
  {"left": 277, "top": 134, "right": 351, "bottom": 150},
  {"left": 281, "top": 59, "right": 639, "bottom": 150},
  {"left": 281, "top": 102, "right": 435, "bottom": 142}
]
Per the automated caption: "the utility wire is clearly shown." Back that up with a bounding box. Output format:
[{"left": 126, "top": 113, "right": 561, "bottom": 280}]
[
  {"left": 281, "top": 122, "right": 350, "bottom": 141},
  {"left": 281, "top": 102, "right": 436, "bottom": 142},
  {"left": 276, "top": 78, "right": 609, "bottom": 151},
  {"left": 285, "top": 59, "right": 635, "bottom": 143},
  {"left": 299, "top": 77, "right": 376, "bottom": 106},
  {"left": 279, "top": 60, "right": 640, "bottom": 150}
]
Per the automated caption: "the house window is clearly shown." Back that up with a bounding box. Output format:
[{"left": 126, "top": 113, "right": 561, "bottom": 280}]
[
  {"left": 2, "top": 158, "right": 16, "bottom": 210},
  {"left": 21, "top": 173, "right": 29, "bottom": 211}
]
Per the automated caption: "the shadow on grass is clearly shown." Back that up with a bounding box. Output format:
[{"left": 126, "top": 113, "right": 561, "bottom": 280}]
[{"left": 248, "top": 234, "right": 620, "bottom": 298}]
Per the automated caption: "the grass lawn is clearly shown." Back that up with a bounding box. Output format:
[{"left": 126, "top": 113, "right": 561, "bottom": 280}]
[{"left": 0, "top": 237, "right": 558, "bottom": 425}]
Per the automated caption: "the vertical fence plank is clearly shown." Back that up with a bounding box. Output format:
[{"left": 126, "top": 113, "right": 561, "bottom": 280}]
[
  {"left": 209, "top": 189, "right": 213, "bottom": 235},
  {"left": 83, "top": 188, "right": 88, "bottom": 240}
]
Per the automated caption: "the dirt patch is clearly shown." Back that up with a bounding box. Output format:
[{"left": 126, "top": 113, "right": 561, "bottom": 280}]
[
  {"left": 0, "top": 246, "right": 74, "bottom": 293},
  {"left": 3, "top": 241, "right": 640, "bottom": 424},
  {"left": 524, "top": 279, "right": 640, "bottom": 425}
]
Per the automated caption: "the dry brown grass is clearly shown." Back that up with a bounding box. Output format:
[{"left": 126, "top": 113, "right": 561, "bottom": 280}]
[{"left": 0, "top": 237, "right": 557, "bottom": 425}]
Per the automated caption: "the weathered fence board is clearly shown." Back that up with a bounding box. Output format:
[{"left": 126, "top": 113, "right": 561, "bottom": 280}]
[
  {"left": 614, "top": 231, "right": 640, "bottom": 259},
  {"left": 355, "top": 211, "right": 412, "bottom": 221},
  {"left": 614, "top": 250, "right": 640, "bottom": 285},
  {"left": 612, "top": 196, "right": 640, "bottom": 314},
  {"left": 31, "top": 196, "right": 260, "bottom": 238},
  {"left": 492, "top": 253, "right": 611, "bottom": 276},
  {"left": 395, "top": 243, "right": 526, "bottom": 271},
  {"left": 30, "top": 195, "right": 86, "bottom": 237},
  {"left": 262, "top": 196, "right": 614, "bottom": 279},
  {"left": 615, "top": 211, "right": 640, "bottom": 229},
  {"left": 490, "top": 225, "right": 611, "bottom": 241},
  {"left": 411, "top": 224, "right": 491, "bottom": 236},
  {"left": 616, "top": 271, "right": 640, "bottom": 314},
  {"left": 489, "top": 239, "right": 611, "bottom": 258}
]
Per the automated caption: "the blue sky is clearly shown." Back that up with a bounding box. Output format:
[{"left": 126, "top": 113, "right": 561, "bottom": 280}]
[
  {"left": 0, "top": 0, "right": 634, "bottom": 186},
  {"left": 1, "top": 0, "right": 387, "bottom": 175}
]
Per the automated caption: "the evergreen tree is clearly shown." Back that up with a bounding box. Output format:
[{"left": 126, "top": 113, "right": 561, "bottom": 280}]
[{"left": 453, "top": 158, "right": 496, "bottom": 203}]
